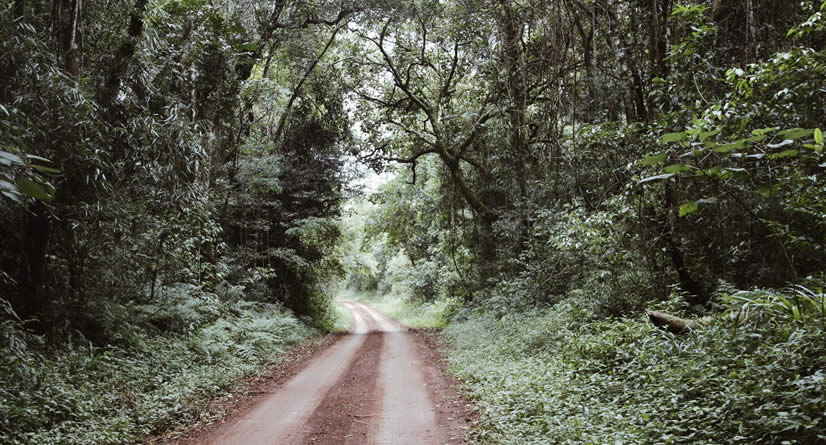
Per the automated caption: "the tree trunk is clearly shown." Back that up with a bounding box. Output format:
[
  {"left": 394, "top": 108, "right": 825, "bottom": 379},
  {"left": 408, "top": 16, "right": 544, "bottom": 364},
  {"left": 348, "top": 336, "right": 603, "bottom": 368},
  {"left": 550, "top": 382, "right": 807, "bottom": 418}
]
[
  {"left": 646, "top": 310, "right": 705, "bottom": 333},
  {"left": 477, "top": 195, "right": 500, "bottom": 289},
  {"left": 663, "top": 181, "right": 708, "bottom": 305},
  {"left": 498, "top": 0, "right": 530, "bottom": 246},
  {"left": 98, "top": 0, "right": 149, "bottom": 106},
  {"left": 648, "top": 0, "right": 672, "bottom": 78},
  {"left": 603, "top": 0, "right": 647, "bottom": 122},
  {"left": 13, "top": 0, "right": 24, "bottom": 19},
  {"left": 58, "top": 0, "right": 81, "bottom": 76},
  {"left": 18, "top": 201, "right": 50, "bottom": 321}
]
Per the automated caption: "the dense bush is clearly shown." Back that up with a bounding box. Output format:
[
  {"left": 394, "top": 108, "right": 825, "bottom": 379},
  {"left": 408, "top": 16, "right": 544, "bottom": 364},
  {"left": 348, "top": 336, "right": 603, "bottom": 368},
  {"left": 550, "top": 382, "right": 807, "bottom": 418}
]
[
  {"left": 445, "top": 289, "right": 826, "bottom": 444},
  {"left": 0, "top": 292, "right": 316, "bottom": 445}
]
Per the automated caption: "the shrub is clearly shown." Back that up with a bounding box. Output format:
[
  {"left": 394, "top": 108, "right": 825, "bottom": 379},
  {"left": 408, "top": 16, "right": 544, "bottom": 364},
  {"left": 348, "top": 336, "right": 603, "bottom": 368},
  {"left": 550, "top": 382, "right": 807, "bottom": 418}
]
[
  {"left": 445, "top": 290, "right": 826, "bottom": 444},
  {"left": 0, "top": 293, "right": 316, "bottom": 444}
]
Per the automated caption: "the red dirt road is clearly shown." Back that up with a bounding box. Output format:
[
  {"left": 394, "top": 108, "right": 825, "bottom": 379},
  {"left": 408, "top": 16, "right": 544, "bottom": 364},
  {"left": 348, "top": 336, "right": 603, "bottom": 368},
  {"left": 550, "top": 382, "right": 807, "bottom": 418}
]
[{"left": 198, "top": 300, "right": 469, "bottom": 445}]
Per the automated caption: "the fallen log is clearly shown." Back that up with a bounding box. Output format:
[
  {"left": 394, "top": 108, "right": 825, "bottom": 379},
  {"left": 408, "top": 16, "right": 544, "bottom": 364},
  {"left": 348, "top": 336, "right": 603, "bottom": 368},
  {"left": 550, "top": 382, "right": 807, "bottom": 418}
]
[{"left": 645, "top": 310, "right": 701, "bottom": 334}]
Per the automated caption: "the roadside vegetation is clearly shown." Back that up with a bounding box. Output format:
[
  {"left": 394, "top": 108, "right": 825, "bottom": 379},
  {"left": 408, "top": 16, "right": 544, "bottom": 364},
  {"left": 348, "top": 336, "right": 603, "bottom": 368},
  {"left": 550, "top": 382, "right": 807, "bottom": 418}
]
[
  {"left": 3, "top": 0, "right": 826, "bottom": 443},
  {"left": 444, "top": 290, "right": 826, "bottom": 444},
  {"left": 334, "top": 2, "right": 826, "bottom": 444},
  {"left": 2, "top": 0, "right": 357, "bottom": 442},
  {"left": 1, "top": 295, "right": 317, "bottom": 444}
]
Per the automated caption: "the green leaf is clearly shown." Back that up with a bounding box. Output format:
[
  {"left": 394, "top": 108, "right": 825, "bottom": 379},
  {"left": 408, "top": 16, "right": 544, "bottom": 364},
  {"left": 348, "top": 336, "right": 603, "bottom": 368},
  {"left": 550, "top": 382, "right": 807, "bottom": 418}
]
[
  {"left": 639, "top": 173, "right": 675, "bottom": 184},
  {"left": 815, "top": 128, "right": 823, "bottom": 146},
  {"left": 0, "top": 179, "right": 16, "bottom": 192},
  {"left": 660, "top": 132, "right": 687, "bottom": 143},
  {"left": 25, "top": 154, "right": 52, "bottom": 163},
  {"left": 743, "top": 135, "right": 767, "bottom": 144},
  {"left": 679, "top": 201, "right": 699, "bottom": 217},
  {"left": 768, "top": 149, "right": 798, "bottom": 159},
  {"left": 1, "top": 190, "right": 22, "bottom": 203},
  {"left": 32, "top": 164, "right": 61, "bottom": 174},
  {"left": 664, "top": 164, "right": 692, "bottom": 174},
  {"left": 705, "top": 166, "right": 723, "bottom": 177},
  {"left": 752, "top": 127, "right": 780, "bottom": 136},
  {"left": 777, "top": 128, "right": 814, "bottom": 140},
  {"left": 757, "top": 185, "right": 780, "bottom": 199},
  {"left": 713, "top": 143, "right": 740, "bottom": 153},
  {"left": 640, "top": 154, "right": 667, "bottom": 166},
  {"left": 18, "top": 178, "right": 53, "bottom": 202},
  {"left": 0, "top": 151, "right": 23, "bottom": 166},
  {"left": 698, "top": 128, "right": 720, "bottom": 141}
]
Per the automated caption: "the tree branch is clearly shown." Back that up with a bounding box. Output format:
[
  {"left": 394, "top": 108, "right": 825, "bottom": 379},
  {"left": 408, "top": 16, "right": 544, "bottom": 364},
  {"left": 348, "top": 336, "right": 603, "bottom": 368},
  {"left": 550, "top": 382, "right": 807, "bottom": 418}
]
[{"left": 273, "top": 23, "right": 343, "bottom": 141}]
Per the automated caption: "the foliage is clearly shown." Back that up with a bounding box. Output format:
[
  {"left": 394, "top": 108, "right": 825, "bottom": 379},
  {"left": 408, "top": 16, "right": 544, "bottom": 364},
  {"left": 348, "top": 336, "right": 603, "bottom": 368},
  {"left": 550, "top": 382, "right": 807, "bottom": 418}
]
[
  {"left": 0, "top": 290, "right": 316, "bottom": 444},
  {"left": 330, "top": 299, "right": 353, "bottom": 332},
  {"left": 1, "top": 0, "right": 356, "bottom": 440},
  {"left": 346, "top": 289, "right": 460, "bottom": 330},
  {"left": 445, "top": 290, "right": 826, "bottom": 444}
]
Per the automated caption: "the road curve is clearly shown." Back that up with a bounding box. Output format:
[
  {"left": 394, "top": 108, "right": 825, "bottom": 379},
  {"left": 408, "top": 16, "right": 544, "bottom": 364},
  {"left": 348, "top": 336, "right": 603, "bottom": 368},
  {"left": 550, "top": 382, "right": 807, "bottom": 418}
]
[{"left": 201, "top": 300, "right": 452, "bottom": 445}]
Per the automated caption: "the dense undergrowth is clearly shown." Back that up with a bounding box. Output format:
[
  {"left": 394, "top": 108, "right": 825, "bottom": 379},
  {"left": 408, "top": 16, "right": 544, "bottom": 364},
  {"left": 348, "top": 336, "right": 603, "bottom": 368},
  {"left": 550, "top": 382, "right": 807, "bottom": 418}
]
[
  {"left": 0, "top": 288, "right": 323, "bottom": 444},
  {"left": 444, "top": 290, "right": 826, "bottom": 444},
  {"left": 334, "top": 4, "right": 826, "bottom": 443}
]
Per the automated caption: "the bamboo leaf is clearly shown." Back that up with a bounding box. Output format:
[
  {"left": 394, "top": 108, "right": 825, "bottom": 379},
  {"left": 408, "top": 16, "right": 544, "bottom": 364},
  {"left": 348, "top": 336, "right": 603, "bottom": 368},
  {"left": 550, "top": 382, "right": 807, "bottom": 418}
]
[
  {"left": 752, "top": 127, "right": 780, "bottom": 136},
  {"left": 640, "top": 154, "right": 667, "bottom": 166},
  {"left": 679, "top": 201, "right": 699, "bottom": 217},
  {"left": 777, "top": 128, "right": 814, "bottom": 140},
  {"left": 661, "top": 132, "right": 687, "bottom": 143},
  {"left": 664, "top": 164, "right": 692, "bottom": 174},
  {"left": 18, "top": 178, "right": 53, "bottom": 202},
  {"left": 0, "top": 151, "right": 23, "bottom": 166},
  {"left": 768, "top": 149, "right": 798, "bottom": 159},
  {"left": 639, "top": 173, "right": 676, "bottom": 184}
]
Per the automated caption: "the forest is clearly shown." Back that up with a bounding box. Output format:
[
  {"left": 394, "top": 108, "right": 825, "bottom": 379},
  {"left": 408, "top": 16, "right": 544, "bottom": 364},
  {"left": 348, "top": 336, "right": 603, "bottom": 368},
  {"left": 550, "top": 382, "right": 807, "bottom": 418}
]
[{"left": 1, "top": 0, "right": 825, "bottom": 443}]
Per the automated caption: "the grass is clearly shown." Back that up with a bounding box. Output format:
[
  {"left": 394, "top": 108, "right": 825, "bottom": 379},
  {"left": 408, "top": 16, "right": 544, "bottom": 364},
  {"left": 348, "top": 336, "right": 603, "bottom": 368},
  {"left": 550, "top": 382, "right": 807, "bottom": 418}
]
[{"left": 330, "top": 299, "right": 353, "bottom": 332}]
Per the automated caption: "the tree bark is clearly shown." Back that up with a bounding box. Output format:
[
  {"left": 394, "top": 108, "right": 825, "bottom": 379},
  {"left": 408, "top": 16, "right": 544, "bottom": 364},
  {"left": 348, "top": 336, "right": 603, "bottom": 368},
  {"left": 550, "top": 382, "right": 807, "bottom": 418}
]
[
  {"left": 273, "top": 25, "right": 341, "bottom": 142},
  {"left": 18, "top": 201, "right": 50, "bottom": 321},
  {"left": 498, "top": 0, "right": 530, "bottom": 246},
  {"left": 58, "top": 0, "right": 81, "bottom": 76},
  {"left": 648, "top": 0, "right": 672, "bottom": 78},
  {"left": 602, "top": 0, "right": 647, "bottom": 122},
  {"left": 571, "top": 3, "right": 599, "bottom": 122},
  {"left": 646, "top": 310, "right": 703, "bottom": 333},
  {"left": 13, "top": 0, "right": 24, "bottom": 19},
  {"left": 663, "top": 181, "right": 708, "bottom": 305}
]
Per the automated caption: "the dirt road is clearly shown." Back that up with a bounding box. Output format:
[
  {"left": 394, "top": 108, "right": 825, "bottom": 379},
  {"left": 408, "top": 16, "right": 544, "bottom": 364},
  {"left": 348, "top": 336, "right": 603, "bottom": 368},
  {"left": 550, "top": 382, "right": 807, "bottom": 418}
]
[{"left": 199, "top": 300, "right": 468, "bottom": 445}]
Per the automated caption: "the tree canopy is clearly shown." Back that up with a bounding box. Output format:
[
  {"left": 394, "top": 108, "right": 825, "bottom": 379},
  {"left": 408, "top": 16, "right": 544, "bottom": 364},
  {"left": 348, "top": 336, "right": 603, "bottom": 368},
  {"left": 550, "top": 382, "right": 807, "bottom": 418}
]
[{"left": 2, "top": 0, "right": 826, "bottom": 442}]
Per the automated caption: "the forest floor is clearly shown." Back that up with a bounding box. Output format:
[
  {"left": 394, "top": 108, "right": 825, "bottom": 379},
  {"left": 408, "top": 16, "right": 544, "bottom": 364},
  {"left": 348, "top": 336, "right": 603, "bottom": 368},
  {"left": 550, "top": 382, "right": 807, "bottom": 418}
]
[{"left": 155, "top": 300, "right": 474, "bottom": 445}]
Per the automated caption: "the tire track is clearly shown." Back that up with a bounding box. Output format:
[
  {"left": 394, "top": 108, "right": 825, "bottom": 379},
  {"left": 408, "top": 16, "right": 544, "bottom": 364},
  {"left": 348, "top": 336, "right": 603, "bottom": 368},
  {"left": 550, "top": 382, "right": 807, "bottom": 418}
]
[
  {"left": 203, "top": 309, "right": 368, "bottom": 444},
  {"left": 200, "top": 300, "right": 456, "bottom": 445}
]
